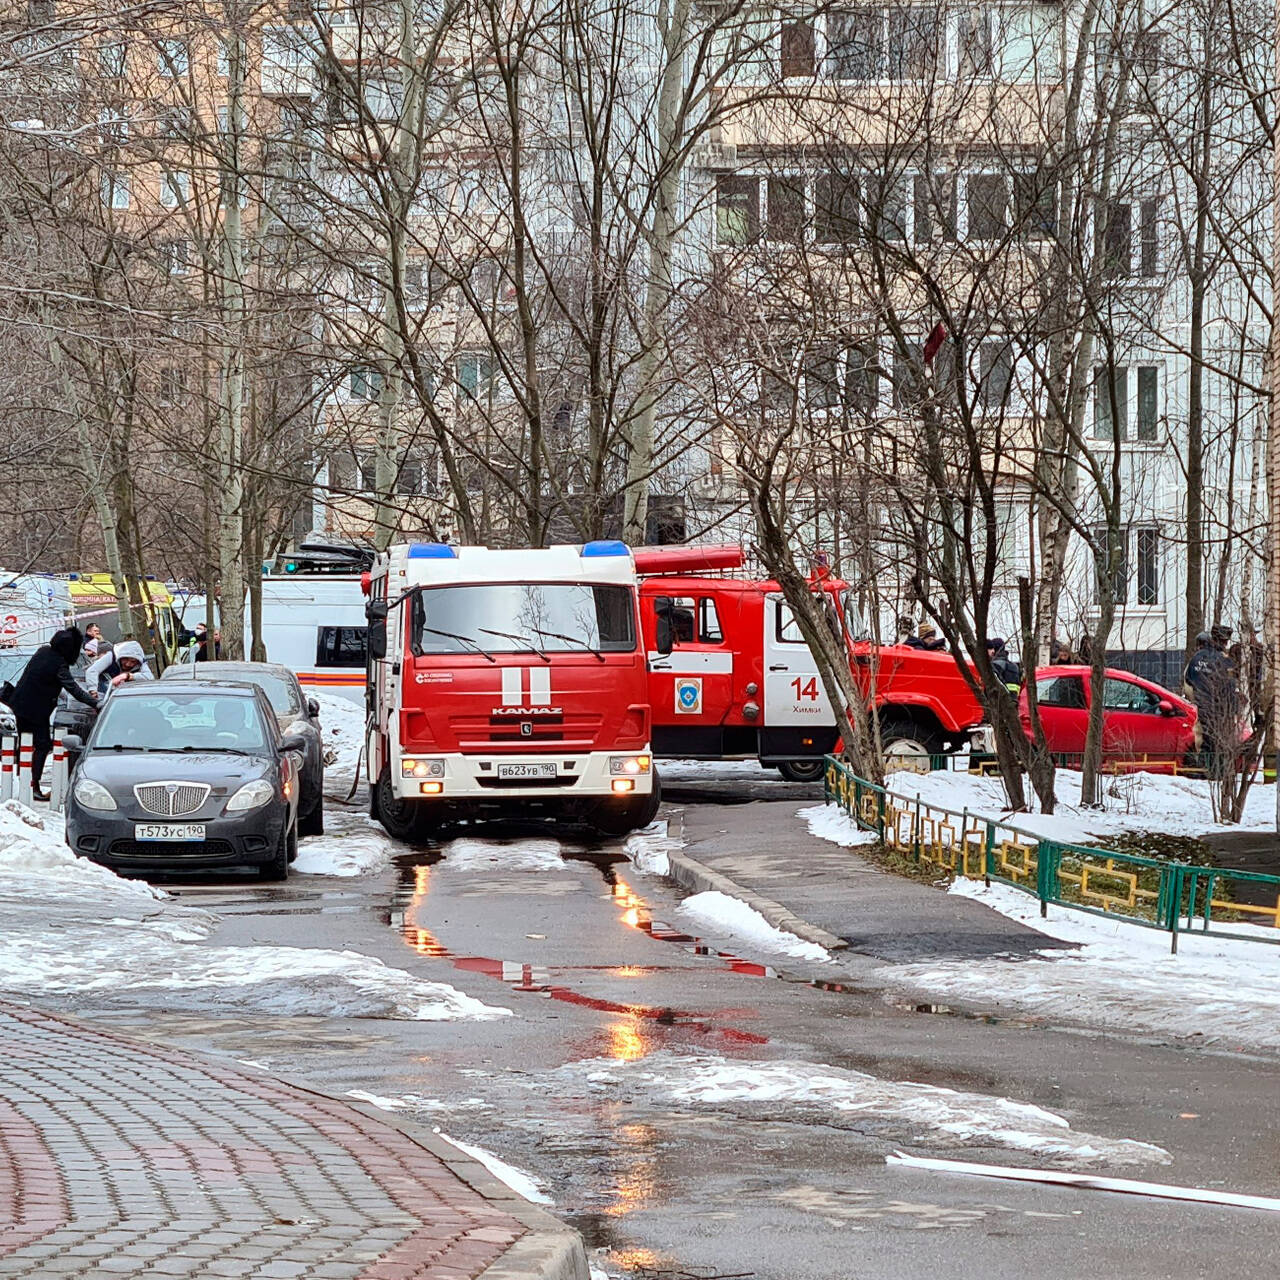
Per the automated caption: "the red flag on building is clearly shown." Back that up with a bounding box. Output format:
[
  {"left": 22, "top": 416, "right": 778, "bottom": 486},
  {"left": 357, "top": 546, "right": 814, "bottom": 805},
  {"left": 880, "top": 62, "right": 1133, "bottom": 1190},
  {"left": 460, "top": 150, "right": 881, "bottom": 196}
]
[{"left": 922, "top": 321, "right": 948, "bottom": 364}]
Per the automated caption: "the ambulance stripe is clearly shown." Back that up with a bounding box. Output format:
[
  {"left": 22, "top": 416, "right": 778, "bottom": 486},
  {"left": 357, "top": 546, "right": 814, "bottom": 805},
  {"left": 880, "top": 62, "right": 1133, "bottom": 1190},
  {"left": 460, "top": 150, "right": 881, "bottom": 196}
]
[
  {"left": 501, "top": 668, "right": 522, "bottom": 705},
  {"left": 528, "top": 667, "right": 551, "bottom": 705}
]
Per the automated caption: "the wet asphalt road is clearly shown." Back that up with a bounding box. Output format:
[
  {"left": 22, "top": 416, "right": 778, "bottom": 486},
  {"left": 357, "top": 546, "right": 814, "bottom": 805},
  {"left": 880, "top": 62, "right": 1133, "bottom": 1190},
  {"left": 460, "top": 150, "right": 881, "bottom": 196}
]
[{"left": 63, "top": 769, "right": 1280, "bottom": 1280}]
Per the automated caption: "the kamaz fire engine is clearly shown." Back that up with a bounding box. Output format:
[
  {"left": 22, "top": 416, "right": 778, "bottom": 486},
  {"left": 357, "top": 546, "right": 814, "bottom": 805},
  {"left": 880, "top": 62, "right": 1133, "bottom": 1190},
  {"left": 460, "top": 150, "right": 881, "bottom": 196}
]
[
  {"left": 633, "top": 545, "right": 985, "bottom": 779},
  {"left": 363, "top": 541, "right": 659, "bottom": 838}
]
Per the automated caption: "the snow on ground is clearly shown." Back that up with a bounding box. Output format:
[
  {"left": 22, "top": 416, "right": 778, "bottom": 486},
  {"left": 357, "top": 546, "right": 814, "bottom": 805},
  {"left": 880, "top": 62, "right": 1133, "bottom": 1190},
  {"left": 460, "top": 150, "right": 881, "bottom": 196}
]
[
  {"left": 313, "top": 689, "right": 366, "bottom": 789},
  {"left": 880, "top": 880, "right": 1280, "bottom": 1054},
  {"left": 568, "top": 1051, "right": 1167, "bottom": 1167},
  {"left": 623, "top": 820, "right": 678, "bottom": 876},
  {"left": 294, "top": 808, "right": 398, "bottom": 877},
  {"left": 657, "top": 758, "right": 774, "bottom": 782},
  {"left": 440, "top": 836, "right": 566, "bottom": 870},
  {"left": 798, "top": 803, "right": 880, "bottom": 849},
  {"left": 434, "top": 1131, "right": 554, "bottom": 1204},
  {"left": 883, "top": 767, "right": 1277, "bottom": 842},
  {"left": 0, "top": 801, "right": 507, "bottom": 1023},
  {"left": 678, "top": 890, "right": 831, "bottom": 963},
  {"left": 344, "top": 1090, "right": 491, "bottom": 1115}
]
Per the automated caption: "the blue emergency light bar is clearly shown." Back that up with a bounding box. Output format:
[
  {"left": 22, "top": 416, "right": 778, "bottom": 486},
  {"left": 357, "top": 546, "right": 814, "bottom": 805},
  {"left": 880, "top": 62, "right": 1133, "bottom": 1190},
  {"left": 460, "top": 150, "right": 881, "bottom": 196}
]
[
  {"left": 581, "top": 540, "right": 629, "bottom": 557},
  {"left": 407, "top": 543, "right": 458, "bottom": 559}
]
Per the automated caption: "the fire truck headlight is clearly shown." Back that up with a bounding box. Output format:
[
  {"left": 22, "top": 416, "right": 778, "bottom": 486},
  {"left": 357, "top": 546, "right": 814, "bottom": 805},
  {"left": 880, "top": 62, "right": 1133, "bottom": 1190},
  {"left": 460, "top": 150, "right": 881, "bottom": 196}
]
[
  {"left": 401, "top": 758, "right": 446, "bottom": 779},
  {"left": 609, "top": 755, "right": 651, "bottom": 776}
]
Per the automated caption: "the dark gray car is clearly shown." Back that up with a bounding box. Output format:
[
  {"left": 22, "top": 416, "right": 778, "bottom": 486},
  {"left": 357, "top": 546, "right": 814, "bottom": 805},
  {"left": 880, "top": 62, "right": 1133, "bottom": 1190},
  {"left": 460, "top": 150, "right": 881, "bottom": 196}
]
[
  {"left": 64, "top": 682, "right": 304, "bottom": 880},
  {"left": 161, "top": 660, "right": 324, "bottom": 835}
]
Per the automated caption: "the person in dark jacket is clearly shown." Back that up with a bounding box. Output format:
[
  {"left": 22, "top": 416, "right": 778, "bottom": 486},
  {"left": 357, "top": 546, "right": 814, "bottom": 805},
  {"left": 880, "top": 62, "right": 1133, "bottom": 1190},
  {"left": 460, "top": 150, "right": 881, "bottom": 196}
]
[
  {"left": 986, "top": 637, "right": 1023, "bottom": 690},
  {"left": 1184, "top": 630, "right": 1238, "bottom": 776},
  {"left": 5, "top": 627, "right": 97, "bottom": 800}
]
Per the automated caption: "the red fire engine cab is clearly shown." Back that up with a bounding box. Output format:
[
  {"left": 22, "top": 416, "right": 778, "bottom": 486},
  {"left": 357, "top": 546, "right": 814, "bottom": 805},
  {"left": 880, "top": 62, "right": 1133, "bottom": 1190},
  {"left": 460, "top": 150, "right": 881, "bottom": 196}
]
[
  {"left": 363, "top": 541, "right": 660, "bottom": 839},
  {"left": 634, "top": 545, "right": 986, "bottom": 779}
]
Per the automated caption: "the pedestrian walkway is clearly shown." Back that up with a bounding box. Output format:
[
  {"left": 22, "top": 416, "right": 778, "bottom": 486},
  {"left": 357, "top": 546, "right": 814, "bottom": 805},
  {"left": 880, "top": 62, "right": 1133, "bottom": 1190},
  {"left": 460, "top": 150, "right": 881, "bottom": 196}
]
[
  {"left": 0, "top": 1002, "right": 585, "bottom": 1280},
  {"left": 673, "top": 797, "right": 1075, "bottom": 964}
]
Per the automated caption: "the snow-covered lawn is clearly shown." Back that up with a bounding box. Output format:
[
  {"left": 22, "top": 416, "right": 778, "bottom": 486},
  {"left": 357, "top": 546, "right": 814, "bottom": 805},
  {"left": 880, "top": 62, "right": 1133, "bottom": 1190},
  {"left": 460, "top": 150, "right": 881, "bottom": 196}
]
[
  {"left": 566, "top": 1050, "right": 1166, "bottom": 1167},
  {"left": 799, "top": 804, "right": 881, "bottom": 849},
  {"left": 678, "top": 890, "right": 831, "bottom": 963},
  {"left": 312, "top": 689, "right": 366, "bottom": 791},
  {"left": 0, "top": 799, "right": 508, "bottom": 1022},
  {"left": 881, "top": 880, "right": 1280, "bottom": 1054},
  {"left": 883, "top": 767, "right": 1276, "bottom": 843}
]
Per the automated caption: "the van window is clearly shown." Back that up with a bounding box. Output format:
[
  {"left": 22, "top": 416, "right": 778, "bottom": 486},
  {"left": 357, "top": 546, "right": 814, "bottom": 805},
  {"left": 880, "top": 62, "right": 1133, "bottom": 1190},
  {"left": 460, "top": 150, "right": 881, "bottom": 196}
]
[
  {"left": 316, "top": 625, "right": 368, "bottom": 667},
  {"left": 775, "top": 601, "right": 806, "bottom": 644},
  {"left": 698, "top": 598, "right": 723, "bottom": 643},
  {"left": 654, "top": 596, "right": 723, "bottom": 645}
]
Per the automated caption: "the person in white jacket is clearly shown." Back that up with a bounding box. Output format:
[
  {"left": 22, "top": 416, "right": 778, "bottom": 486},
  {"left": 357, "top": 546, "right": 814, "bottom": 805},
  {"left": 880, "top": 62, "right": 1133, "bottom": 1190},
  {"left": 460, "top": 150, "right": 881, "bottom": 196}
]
[{"left": 85, "top": 639, "right": 154, "bottom": 701}]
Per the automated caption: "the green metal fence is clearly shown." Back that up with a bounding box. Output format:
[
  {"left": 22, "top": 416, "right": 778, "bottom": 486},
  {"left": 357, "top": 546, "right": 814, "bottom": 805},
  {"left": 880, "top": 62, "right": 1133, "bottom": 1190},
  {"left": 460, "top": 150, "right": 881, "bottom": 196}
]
[{"left": 823, "top": 754, "right": 1280, "bottom": 953}]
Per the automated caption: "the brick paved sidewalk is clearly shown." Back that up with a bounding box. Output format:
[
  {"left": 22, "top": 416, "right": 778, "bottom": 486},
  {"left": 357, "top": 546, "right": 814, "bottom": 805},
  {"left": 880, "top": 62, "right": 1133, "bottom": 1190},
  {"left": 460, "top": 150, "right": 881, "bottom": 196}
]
[{"left": 0, "top": 1002, "right": 586, "bottom": 1280}]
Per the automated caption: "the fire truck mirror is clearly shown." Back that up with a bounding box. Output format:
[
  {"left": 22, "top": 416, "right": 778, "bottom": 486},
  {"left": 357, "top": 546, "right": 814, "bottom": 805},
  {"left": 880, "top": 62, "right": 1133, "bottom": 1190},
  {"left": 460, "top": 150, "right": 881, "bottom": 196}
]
[{"left": 366, "top": 600, "right": 389, "bottom": 660}]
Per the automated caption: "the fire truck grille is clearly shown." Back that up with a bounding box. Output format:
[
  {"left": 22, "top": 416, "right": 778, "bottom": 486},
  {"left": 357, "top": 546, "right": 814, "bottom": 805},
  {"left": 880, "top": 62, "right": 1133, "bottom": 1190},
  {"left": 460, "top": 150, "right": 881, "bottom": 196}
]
[
  {"left": 450, "top": 711, "right": 604, "bottom": 749},
  {"left": 133, "top": 782, "right": 211, "bottom": 817}
]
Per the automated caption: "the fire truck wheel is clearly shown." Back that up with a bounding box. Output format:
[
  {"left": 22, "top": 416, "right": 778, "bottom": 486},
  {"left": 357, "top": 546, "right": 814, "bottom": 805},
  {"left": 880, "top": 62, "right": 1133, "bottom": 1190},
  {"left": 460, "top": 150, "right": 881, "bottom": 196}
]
[
  {"left": 776, "top": 759, "right": 826, "bottom": 783},
  {"left": 374, "top": 767, "right": 435, "bottom": 843},
  {"left": 592, "top": 771, "right": 662, "bottom": 836},
  {"left": 879, "top": 718, "right": 943, "bottom": 772}
]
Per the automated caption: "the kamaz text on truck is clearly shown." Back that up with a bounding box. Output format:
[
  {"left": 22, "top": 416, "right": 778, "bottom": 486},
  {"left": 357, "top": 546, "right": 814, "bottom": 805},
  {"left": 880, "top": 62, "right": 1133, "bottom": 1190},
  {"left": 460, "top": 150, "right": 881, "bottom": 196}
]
[
  {"left": 363, "top": 541, "right": 660, "bottom": 838},
  {"left": 634, "top": 545, "right": 986, "bottom": 778}
]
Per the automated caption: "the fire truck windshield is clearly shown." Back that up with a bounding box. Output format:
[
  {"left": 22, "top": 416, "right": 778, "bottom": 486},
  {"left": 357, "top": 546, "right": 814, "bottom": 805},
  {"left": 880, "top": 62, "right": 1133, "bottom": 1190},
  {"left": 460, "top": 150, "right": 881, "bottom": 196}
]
[{"left": 415, "top": 584, "right": 636, "bottom": 656}]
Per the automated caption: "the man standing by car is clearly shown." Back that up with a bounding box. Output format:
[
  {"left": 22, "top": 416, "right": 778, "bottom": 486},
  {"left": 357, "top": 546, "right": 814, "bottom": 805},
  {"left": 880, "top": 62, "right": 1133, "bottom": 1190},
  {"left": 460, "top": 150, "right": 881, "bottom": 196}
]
[
  {"left": 86, "top": 639, "right": 153, "bottom": 701},
  {"left": 4, "top": 627, "right": 98, "bottom": 800},
  {"left": 1184, "top": 630, "right": 1238, "bottom": 777}
]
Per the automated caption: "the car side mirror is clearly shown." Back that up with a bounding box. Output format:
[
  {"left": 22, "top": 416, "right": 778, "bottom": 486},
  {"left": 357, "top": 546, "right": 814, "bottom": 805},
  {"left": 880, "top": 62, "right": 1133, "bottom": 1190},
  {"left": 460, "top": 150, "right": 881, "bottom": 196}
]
[
  {"left": 280, "top": 731, "right": 308, "bottom": 753},
  {"left": 366, "top": 600, "right": 388, "bottom": 660},
  {"left": 1158, "top": 699, "right": 1177, "bottom": 716},
  {"left": 62, "top": 734, "right": 83, "bottom": 752},
  {"left": 306, "top": 697, "right": 320, "bottom": 719}
]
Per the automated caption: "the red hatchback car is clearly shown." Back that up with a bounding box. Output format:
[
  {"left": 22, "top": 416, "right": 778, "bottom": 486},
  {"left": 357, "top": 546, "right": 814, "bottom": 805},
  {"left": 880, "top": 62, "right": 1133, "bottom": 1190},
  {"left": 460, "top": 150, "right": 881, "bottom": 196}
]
[{"left": 1018, "top": 665, "right": 1197, "bottom": 769}]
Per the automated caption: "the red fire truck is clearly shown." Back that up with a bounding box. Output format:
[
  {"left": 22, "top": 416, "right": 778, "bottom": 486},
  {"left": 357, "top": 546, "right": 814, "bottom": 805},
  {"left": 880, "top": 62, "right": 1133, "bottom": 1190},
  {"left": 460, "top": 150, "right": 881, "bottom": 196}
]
[
  {"left": 363, "top": 541, "right": 660, "bottom": 839},
  {"left": 634, "top": 545, "right": 986, "bottom": 780}
]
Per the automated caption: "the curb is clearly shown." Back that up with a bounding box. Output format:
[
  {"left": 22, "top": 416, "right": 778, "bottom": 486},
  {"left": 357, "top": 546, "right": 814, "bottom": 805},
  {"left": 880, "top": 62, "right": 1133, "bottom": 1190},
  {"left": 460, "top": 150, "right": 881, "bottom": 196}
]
[{"left": 664, "top": 847, "right": 849, "bottom": 953}]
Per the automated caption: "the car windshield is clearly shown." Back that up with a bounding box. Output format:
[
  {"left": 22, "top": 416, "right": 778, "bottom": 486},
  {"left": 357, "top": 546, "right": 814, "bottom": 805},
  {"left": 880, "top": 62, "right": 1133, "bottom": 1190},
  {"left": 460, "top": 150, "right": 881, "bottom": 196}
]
[
  {"left": 414, "top": 584, "right": 636, "bottom": 655},
  {"left": 94, "top": 694, "right": 269, "bottom": 753},
  {"left": 188, "top": 668, "right": 302, "bottom": 715}
]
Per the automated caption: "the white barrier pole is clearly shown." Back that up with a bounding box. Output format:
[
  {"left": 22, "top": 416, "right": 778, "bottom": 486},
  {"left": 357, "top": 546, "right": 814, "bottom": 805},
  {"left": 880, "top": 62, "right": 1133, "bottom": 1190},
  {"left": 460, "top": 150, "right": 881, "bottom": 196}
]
[
  {"left": 16, "top": 733, "right": 32, "bottom": 806},
  {"left": 0, "top": 735, "right": 11, "bottom": 802},
  {"left": 50, "top": 734, "right": 65, "bottom": 810}
]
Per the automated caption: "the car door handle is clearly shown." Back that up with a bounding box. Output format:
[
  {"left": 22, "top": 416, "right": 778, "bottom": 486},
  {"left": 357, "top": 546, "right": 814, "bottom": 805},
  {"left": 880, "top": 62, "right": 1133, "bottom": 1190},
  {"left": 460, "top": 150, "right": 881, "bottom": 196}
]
[{"left": 769, "top": 664, "right": 789, "bottom": 671}]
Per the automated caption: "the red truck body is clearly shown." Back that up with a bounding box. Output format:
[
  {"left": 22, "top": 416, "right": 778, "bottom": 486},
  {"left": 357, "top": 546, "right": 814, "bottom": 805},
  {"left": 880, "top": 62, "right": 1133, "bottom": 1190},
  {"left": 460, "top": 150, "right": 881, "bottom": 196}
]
[{"left": 634, "top": 546, "right": 985, "bottom": 776}]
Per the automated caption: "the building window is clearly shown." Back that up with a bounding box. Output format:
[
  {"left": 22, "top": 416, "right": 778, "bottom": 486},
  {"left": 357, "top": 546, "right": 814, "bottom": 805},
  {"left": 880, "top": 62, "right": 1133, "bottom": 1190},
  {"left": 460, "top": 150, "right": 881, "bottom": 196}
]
[
  {"left": 1101, "top": 200, "right": 1131, "bottom": 277},
  {"left": 217, "top": 40, "right": 230, "bottom": 77},
  {"left": 766, "top": 176, "right": 805, "bottom": 243},
  {"left": 159, "top": 170, "right": 190, "bottom": 208},
  {"left": 396, "top": 459, "right": 423, "bottom": 495},
  {"left": 1093, "top": 367, "right": 1128, "bottom": 440},
  {"left": 99, "top": 41, "right": 125, "bottom": 78},
  {"left": 1014, "top": 170, "right": 1056, "bottom": 238},
  {"left": 827, "top": 6, "right": 939, "bottom": 80},
  {"left": 458, "top": 353, "right": 497, "bottom": 399},
  {"left": 780, "top": 21, "right": 816, "bottom": 76},
  {"left": 158, "top": 39, "right": 189, "bottom": 76},
  {"left": 955, "top": 7, "right": 995, "bottom": 76},
  {"left": 1092, "top": 525, "right": 1128, "bottom": 605},
  {"left": 348, "top": 366, "right": 383, "bottom": 400},
  {"left": 978, "top": 340, "right": 1014, "bottom": 409},
  {"left": 814, "top": 171, "right": 860, "bottom": 244},
  {"left": 315, "top": 625, "right": 367, "bottom": 668},
  {"left": 160, "top": 239, "right": 190, "bottom": 276},
  {"left": 98, "top": 108, "right": 129, "bottom": 144},
  {"left": 913, "top": 172, "right": 956, "bottom": 242},
  {"left": 716, "top": 175, "right": 760, "bottom": 245},
  {"left": 1136, "top": 366, "right": 1159, "bottom": 441},
  {"left": 158, "top": 366, "right": 185, "bottom": 404},
  {"left": 1136, "top": 527, "right": 1159, "bottom": 605},
  {"left": 1138, "top": 198, "right": 1158, "bottom": 275},
  {"left": 101, "top": 171, "right": 129, "bottom": 210},
  {"left": 966, "top": 173, "right": 1008, "bottom": 240}
]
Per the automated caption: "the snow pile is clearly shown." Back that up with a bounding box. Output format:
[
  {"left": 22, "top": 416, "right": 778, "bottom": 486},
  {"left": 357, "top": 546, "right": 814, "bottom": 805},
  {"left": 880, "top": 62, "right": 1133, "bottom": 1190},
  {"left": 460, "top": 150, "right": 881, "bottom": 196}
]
[
  {"left": 571, "top": 1051, "right": 1167, "bottom": 1166},
  {"left": 798, "top": 804, "right": 880, "bottom": 849},
  {"left": 313, "top": 689, "right": 367, "bottom": 787},
  {"left": 435, "top": 1131, "right": 554, "bottom": 1205},
  {"left": 884, "top": 768, "right": 1276, "bottom": 842},
  {"left": 881, "top": 880, "right": 1280, "bottom": 1054},
  {"left": 441, "top": 836, "right": 565, "bottom": 871},
  {"left": 623, "top": 820, "right": 678, "bottom": 876},
  {"left": 678, "top": 891, "right": 831, "bottom": 963},
  {"left": 294, "top": 810, "right": 397, "bottom": 877},
  {"left": 345, "top": 1090, "right": 491, "bottom": 1115},
  {"left": 656, "top": 759, "right": 767, "bottom": 782}
]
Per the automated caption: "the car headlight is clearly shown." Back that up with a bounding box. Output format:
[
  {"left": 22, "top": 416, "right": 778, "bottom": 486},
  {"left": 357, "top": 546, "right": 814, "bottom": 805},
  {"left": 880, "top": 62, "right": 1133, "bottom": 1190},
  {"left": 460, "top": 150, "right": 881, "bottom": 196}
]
[
  {"left": 225, "top": 779, "right": 275, "bottom": 813},
  {"left": 401, "top": 758, "right": 446, "bottom": 779},
  {"left": 73, "top": 777, "right": 117, "bottom": 811},
  {"left": 609, "top": 754, "right": 652, "bottom": 775}
]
